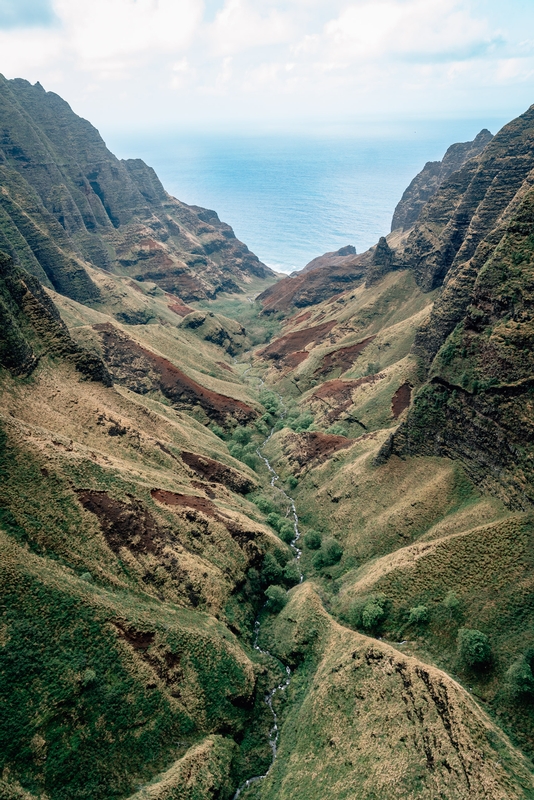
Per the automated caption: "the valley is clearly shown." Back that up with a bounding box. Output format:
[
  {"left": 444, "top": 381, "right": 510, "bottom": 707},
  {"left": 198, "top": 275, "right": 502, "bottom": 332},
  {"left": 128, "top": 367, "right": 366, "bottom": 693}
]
[{"left": 1, "top": 76, "right": 534, "bottom": 800}]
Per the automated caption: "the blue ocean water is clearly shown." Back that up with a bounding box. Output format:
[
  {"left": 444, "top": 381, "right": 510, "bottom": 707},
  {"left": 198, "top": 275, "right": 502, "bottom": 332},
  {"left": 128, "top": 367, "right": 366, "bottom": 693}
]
[{"left": 107, "top": 119, "right": 505, "bottom": 274}]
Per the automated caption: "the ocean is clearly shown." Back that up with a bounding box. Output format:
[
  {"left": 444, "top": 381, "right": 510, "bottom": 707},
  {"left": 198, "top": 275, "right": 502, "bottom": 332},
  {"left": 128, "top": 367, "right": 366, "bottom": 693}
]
[{"left": 107, "top": 119, "right": 506, "bottom": 275}]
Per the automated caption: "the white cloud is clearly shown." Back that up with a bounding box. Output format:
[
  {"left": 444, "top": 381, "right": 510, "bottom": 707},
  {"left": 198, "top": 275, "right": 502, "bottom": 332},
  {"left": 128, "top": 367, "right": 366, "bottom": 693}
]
[
  {"left": 53, "top": 0, "right": 203, "bottom": 64},
  {"left": 209, "top": 0, "right": 293, "bottom": 56}
]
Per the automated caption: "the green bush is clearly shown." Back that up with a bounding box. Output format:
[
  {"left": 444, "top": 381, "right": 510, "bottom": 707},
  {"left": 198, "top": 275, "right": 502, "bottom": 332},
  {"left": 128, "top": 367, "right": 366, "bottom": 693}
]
[
  {"left": 254, "top": 497, "right": 274, "bottom": 515},
  {"left": 361, "top": 602, "right": 386, "bottom": 631},
  {"left": 265, "top": 585, "right": 287, "bottom": 613},
  {"left": 457, "top": 628, "right": 492, "bottom": 669},
  {"left": 505, "top": 651, "right": 534, "bottom": 699},
  {"left": 231, "top": 426, "right": 252, "bottom": 445},
  {"left": 283, "top": 561, "right": 301, "bottom": 587},
  {"left": 304, "top": 530, "right": 322, "bottom": 550},
  {"left": 408, "top": 605, "right": 429, "bottom": 625},
  {"left": 259, "top": 390, "right": 279, "bottom": 415},
  {"left": 320, "top": 538, "right": 343, "bottom": 567},
  {"left": 289, "top": 413, "right": 314, "bottom": 433},
  {"left": 260, "top": 553, "right": 284, "bottom": 586},
  {"left": 442, "top": 590, "right": 462, "bottom": 619},
  {"left": 210, "top": 423, "right": 227, "bottom": 439},
  {"left": 278, "top": 522, "right": 295, "bottom": 544},
  {"left": 267, "top": 512, "right": 283, "bottom": 532},
  {"left": 287, "top": 476, "right": 298, "bottom": 490},
  {"left": 345, "top": 593, "right": 388, "bottom": 633}
]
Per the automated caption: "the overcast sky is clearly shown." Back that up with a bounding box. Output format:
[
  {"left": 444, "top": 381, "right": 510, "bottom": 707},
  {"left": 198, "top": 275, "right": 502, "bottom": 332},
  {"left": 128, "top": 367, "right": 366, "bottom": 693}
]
[{"left": 0, "top": 0, "right": 533, "bottom": 133}]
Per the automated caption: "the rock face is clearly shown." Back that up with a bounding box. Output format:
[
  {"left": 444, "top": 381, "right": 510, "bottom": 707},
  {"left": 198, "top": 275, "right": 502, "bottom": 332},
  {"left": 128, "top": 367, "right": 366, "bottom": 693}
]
[
  {"left": 0, "top": 75, "right": 274, "bottom": 303},
  {"left": 391, "top": 129, "right": 493, "bottom": 232},
  {"left": 297, "top": 245, "right": 357, "bottom": 275}
]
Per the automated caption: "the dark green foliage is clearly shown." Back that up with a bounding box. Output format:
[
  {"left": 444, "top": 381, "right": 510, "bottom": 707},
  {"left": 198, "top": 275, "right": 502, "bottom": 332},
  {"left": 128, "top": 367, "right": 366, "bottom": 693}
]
[
  {"left": 303, "top": 530, "right": 322, "bottom": 550},
  {"left": 326, "top": 423, "right": 348, "bottom": 437},
  {"left": 267, "top": 512, "right": 283, "bottom": 532},
  {"left": 282, "top": 561, "right": 301, "bottom": 587},
  {"left": 442, "top": 590, "right": 462, "bottom": 620},
  {"left": 345, "top": 593, "right": 389, "bottom": 633},
  {"left": 209, "top": 423, "right": 227, "bottom": 440},
  {"left": 259, "top": 390, "right": 279, "bottom": 415},
  {"left": 287, "top": 476, "right": 298, "bottom": 490},
  {"left": 260, "top": 553, "right": 284, "bottom": 587},
  {"left": 265, "top": 585, "right": 287, "bottom": 614},
  {"left": 407, "top": 605, "right": 429, "bottom": 625},
  {"left": 253, "top": 496, "right": 274, "bottom": 515},
  {"left": 313, "top": 538, "right": 343, "bottom": 570},
  {"left": 505, "top": 650, "right": 534, "bottom": 700},
  {"left": 288, "top": 413, "right": 314, "bottom": 433},
  {"left": 278, "top": 522, "right": 295, "bottom": 545},
  {"left": 457, "top": 628, "right": 492, "bottom": 669}
]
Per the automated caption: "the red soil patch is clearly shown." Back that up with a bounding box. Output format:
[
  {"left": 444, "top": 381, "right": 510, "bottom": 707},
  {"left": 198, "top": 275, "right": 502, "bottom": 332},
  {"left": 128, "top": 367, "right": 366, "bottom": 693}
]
[
  {"left": 168, "top": 300, "right": 195, "bottom": 317},
  {"left": 290, "top": 310, "right": 313, "bottom": 327},
  {"left": 283, "top": 350, "right": 309, "bottom": 369},
  {"left": 151, "top": 488, "right": 217, "bottom": 517},
  {"left": 392, "top": 382, "right": 412, "bottom": 418},
  {"left": 216, "top": 361, "right": 234, "bottom": 373},
  {"left": 311, "top": 374, "right": 384, "bottom": 423},
  {"left": 181, "top": 451, "right": 256, "bottom": 494},
  {"left": 315, "top": 336, "right": 375, "bottom": 378},
  {"left": 284, "top": 431, "right": 353, "bottom": 471},
  {"left": 93, "top": 323, "right": 256, "bottom": 426},
  {"left": 77, "top": 490, "right": 161, "bottom": 555},
  {"left": 151, "top": 488, "right": 264, "bottom": 553},
  {"left": 259, "top": 320, "right": 337, "bottom": 360}
]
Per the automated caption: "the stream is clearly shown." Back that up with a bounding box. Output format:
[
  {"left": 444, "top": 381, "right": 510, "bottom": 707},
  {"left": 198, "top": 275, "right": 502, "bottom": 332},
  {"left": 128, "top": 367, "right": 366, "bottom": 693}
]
[{"left": 232, "top": 383, "right": 303, "bottom": 800}]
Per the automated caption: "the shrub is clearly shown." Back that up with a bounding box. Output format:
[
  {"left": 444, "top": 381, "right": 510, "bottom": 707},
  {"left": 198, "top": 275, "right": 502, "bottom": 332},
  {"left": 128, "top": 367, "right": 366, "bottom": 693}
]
[
  {"left": 254, "top": 497, "right": 274, "bottom": 515},
  {"left": 457, "top": 628, "right": 492, "bottom": 669},
  {"left": 267, "top": 512, "right": 283, "bottom": 532},
  {"left": 265, "top": 585, "right": 287, "bottom": 613},
  {"left": 259, "top": 390, "right": 279, "bottom": 415},
  {"left": 346, "top": 593, "right": 388, "bottom": 632},
  {"left": 283, "top": 561, "right": 301, "bottom": 586},
  {"left": 320, "top": 538, "right": 343, "bottom": 567},
  {"left": 408, "top": 605, "right": 429, "bottom": 625},
  {"left": 287, "top": 476, "right": 298, "bottom": 490},
  {"left": 290, "top": 413, "right": 314, "bottom": 433},
  {"left": 231, "top": 426, "right": 252, "bottom": 445},
  {"left": 443, "top": 590, "right": 461, "bottom": 619},
  {"left": 210, "top": 423, "right": 226, "bottom": 439},
  {"left": 279, "top": 522, "right": 295, "bottom": 544},
  {"left": 260, "top": 553, "right": 284, "bottom": 586},
  {"left": 304, "top": 530, "right": 322, "bottom": 550},
  {"left": 505, "top": 651, "right": 534, "bottom": 699},
  {"left": 361, "top": 602, "right": 386, "bottom": 631}
]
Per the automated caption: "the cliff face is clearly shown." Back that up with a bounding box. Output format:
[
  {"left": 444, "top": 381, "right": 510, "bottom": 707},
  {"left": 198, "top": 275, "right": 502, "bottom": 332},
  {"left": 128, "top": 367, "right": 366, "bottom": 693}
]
[
  {"left": 0, "top": 76, "right": 274, "bottom": 304},
  {"left": 391, "top": 129, "right": 493, "bottom": 232}
]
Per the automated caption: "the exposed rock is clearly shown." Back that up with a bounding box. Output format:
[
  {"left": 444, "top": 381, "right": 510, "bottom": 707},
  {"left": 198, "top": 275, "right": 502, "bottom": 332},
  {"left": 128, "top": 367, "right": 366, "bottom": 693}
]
[
  {"left": 391, "top": 129, "right": 493, "bottom": 232},
  {"left": 296, "top": 244, "right": 357, "bottom": 275},
  {"left": 0, "top": 75, "right": 275, "bottom": 307},
  {"left": 93, "top": 322, "right": 257, "bottom": 426}
]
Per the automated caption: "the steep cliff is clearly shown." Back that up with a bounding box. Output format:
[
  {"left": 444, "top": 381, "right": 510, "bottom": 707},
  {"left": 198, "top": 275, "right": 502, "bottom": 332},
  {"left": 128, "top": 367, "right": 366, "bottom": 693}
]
[
  {"left": 391, "top": 129, "right": 493, "bottom": 232},
  {"left": 0, "top": 75, "right": 275, "bottom": 304}
]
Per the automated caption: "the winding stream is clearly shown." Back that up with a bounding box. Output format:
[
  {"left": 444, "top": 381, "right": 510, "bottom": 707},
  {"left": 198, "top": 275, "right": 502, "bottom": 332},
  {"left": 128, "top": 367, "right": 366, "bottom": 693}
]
[{"left": 232, "top": 383, "right": 303, "bottom": 799}]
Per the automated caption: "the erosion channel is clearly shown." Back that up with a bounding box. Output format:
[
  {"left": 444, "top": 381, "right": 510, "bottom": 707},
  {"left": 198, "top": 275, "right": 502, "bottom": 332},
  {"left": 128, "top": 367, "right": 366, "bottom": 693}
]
[{"left": 233, "top": 382, "right": 303, "bottom": 800}]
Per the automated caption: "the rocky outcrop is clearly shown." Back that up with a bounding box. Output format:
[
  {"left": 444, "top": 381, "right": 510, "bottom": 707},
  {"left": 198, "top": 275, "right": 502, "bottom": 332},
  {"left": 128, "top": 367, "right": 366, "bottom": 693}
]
[
  {"left": 0, "top": 250, "right": 110, "bottom": 382},
  {"left": 391, "top": 129, "right": 493, "bottom": 232},
  {"left": 258, "top": 251, "right": 370, "bottom": 313},
  {"left": 0, "top": 75, "right": 274, "bottom": 304},
  {"left": 297, "top": 244, "right": 357, "bottom": 275}
]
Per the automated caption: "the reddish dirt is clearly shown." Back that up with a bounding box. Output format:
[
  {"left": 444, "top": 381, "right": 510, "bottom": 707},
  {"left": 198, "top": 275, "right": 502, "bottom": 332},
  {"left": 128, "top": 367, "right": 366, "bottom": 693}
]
[
  {"left": 392, "top": 382, "right": 412, "bottom": 418},
  {"left": 258, "top": 251, "right": 369, "bottom": 313},
  {"left": 259, "top": 320, "right": 337, "bottom": 360},
  {"left": 151, "top": 488, "right": 264, "bottom": 556},
  {"left": 311, "top": 374, "right": 384, "bottom": 422},
  {"left": 314, "top": 336, "right": 375, "bottom": 377},
  {"left": 151, "top": 488, "right": 218, "bottom": 517},
  {"left": 181, "top": 451, "right": 255, "bottom": 494},
  {"left": 114, "top": 624, "right": 155, "bottom": 650},
  {"left": 167, "top": 300, "right": 195, "bottom": 317},
  {"left": 283, "top": 350, "right": 309, "bottom": 369},
  {"left": 191, "top": 480, "right": 216, "bottom": 499},
  {"left": 284, "top": 431, "right": 353, "bottom": 472},
  {"left": 93, "top": 323, "right": 257, "bottom": 426},
  {"left": 290, "top": 310, "right": 313, "bottom": 327},
  {"left": 77, "top": 490, "right": 161, "bottom": 555},
  {"left": 216, "top": 361, "right": 234, "bottom": 373}
]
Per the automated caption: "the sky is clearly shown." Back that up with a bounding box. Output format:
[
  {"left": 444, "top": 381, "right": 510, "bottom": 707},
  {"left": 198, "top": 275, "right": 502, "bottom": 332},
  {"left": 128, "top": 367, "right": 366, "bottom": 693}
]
[{"left": 0, "top": 0, "right": 533, "bottom": 134}]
